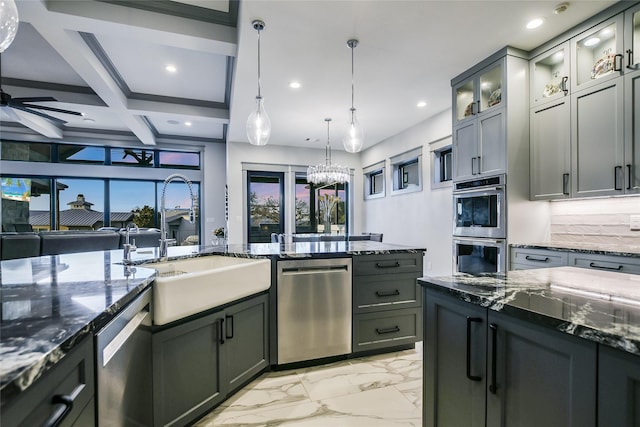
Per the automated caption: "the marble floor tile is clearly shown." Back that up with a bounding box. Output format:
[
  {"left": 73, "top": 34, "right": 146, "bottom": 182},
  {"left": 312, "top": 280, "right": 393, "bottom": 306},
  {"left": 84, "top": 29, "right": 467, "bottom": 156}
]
[{"left": 195, "top": 345, "right": 423, "bottom": 427}]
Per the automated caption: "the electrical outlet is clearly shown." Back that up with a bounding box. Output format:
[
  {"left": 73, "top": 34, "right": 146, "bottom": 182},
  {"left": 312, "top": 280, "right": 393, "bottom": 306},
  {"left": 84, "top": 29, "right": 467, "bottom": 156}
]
[{"left": 630, "top": 215, "right": 640, "bottom": 231}]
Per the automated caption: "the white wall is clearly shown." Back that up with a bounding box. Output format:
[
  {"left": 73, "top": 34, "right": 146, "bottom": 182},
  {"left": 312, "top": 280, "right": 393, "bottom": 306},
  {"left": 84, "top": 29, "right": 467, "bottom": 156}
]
[
  {"left": 202, "top": 142, "right": 228, "bottom": 243},
  {"left": 225, "top": 141, "right": 362, "bottom": 244},
  {"left": 360, "top": 109, "right": 454, "bottom": 276}
]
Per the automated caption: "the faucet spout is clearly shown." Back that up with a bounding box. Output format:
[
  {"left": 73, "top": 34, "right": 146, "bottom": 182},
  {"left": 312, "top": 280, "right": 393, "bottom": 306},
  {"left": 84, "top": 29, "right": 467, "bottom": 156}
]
[
  {"left": 123, "top": 222, "right": 139, "bottom": 264},
  {"left": 159, "top": 173, "right": 197, "bottom": 259}
]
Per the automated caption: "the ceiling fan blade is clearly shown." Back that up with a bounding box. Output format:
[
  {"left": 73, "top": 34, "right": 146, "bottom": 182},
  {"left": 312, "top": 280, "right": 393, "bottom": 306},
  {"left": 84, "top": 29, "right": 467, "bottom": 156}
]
[
  {"left": 12, "top": 104, "right": 68, "bottom": 125},
  {"left": 11, "top": 108, "right": 64, "bottom": 139},
  {"left": 12, "top": 96, "right": 57, "bottom": 103},
  {"left": 20, "top": 103, "right": 82, "bottom": 116}
]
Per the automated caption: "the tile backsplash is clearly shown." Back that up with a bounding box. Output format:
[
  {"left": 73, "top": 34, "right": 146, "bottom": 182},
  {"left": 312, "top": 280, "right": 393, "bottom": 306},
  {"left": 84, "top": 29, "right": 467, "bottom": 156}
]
[{"left": 550, "top": 197, "right": 640, "bottom": 247}]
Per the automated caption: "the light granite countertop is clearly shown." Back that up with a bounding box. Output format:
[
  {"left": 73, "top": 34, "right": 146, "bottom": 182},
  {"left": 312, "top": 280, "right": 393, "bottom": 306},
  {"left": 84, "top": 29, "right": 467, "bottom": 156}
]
[{"left": 419, "top": 266, "right": 640, "bottom": 356}]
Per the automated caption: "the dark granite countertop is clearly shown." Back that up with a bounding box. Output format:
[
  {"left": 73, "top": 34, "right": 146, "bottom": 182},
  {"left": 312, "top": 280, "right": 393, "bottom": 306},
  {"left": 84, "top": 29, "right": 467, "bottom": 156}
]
[
  {"left": 419, "top": 266, "right": 640, "bottom": 356},
  {"left": 1, "top": 241, "right": 425, "bottom": 403},
  {"left": 510, "top": 242, "right": 640, "bottom": 258}
]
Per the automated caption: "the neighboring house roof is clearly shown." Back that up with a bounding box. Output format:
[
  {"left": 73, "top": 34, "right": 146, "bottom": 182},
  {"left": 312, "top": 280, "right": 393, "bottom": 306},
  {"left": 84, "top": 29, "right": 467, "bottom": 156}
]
[{"left": 29, "top": 210, "right": 133, "bottom": 227}]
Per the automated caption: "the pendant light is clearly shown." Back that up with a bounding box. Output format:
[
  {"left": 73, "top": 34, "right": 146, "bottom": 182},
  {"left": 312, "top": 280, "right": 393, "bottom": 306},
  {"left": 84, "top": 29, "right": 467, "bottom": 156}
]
[
  {"left": 307, "top": 118, "right": 350, "bottom": 185},
  {"left": 0, "top": 0, "right": 19, "bottom": 53},
  {"left": 343, "top": 39, "right": 364, "bottom": 153},
  {"left": 246, "top": 20, "right": 271, "bottom": 146}
]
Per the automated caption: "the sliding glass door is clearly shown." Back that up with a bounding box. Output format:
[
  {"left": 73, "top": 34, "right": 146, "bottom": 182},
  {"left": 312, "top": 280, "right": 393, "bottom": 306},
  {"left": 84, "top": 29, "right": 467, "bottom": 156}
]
[{"left": 247, "top": 171, "right": 284, "bottom": 243}]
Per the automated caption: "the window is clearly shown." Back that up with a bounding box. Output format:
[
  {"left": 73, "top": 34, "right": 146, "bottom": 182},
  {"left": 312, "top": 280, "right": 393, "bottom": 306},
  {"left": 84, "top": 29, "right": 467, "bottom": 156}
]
[
  {"left": 111, "top": 148, "right": 154, "bottom": 167},
  {"left": 58, "top": 145, "right": 105, "bottom": 164},
  {"left": 247, "top": 172, "right": 284, "bottom": 243},
  {"left": 159, "top": 151, "right": 200, "bottom": 169},
  {"left": 390, "top": 147, "right": 423, "bottom": 194},
  {"left": 1, "top": 141, "right": 51, "bottom": 162},
  {"left": 56, "top": 178, "right": 105, "bottom": 230},
  {"left": 110, "top": 180, "right": 156, "bottom": 228},
  {"left": 431, "top": 137, "right": 453, "bottom": 189},
  {"left": 363, "top": 161, "right": 385, "bottom": 200},
  {"left": 1, "top": 176, "right": 51, "bottom": 232},
  {"left": 157, "top": 180, "right": 200, "bottom": 245},
  {"left": 295, "top": 174, "right": 315, "bottom": 233},
  {"left": 316, "top": 183, "right": 347, "bottom": 234}
]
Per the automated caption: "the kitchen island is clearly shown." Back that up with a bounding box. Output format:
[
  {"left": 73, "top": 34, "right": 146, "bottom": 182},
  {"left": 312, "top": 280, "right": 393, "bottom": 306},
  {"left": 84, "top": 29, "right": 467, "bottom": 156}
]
[
  {"left": 419, "top": 266, "right": 640, "bottom": 427},
  {"left": 0, "top": 241, "right": 424, "bottom": 425}
]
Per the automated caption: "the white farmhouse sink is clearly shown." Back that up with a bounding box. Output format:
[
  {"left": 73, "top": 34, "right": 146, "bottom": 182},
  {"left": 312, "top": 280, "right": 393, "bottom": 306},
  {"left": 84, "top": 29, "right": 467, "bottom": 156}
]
[{"left": 145, "top": 256, "right": 271, "bottom": 325}]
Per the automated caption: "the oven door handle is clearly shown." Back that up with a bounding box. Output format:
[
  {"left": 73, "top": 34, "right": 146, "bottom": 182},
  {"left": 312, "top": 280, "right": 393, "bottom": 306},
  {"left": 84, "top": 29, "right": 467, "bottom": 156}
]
[{"left": 453, "top": 187, "right": 504, "bottom": 196}]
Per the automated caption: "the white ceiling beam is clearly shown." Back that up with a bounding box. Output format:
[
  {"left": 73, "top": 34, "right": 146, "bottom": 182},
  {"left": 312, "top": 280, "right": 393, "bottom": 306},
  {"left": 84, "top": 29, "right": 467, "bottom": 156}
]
[{"left": 127, "top": 99, "right": 229, "bottom": 123}]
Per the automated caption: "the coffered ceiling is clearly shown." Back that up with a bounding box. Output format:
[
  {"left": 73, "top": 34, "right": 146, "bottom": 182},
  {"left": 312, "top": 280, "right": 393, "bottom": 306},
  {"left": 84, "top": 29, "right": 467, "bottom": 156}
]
[{"left": 0, "top": 0, "right": 619, "bottom": 150}]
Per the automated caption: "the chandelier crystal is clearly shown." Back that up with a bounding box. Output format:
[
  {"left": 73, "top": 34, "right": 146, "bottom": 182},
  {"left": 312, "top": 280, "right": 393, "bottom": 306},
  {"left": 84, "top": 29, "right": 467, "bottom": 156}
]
[
  {"left": 342, "top": 39, "right": 364, "bottom": 153},
  {"left": 246, "top": 20, "right": 271, "bottom": 146},
  {"left": 307, "top": 118, "right": 350, "bottom": 185}
]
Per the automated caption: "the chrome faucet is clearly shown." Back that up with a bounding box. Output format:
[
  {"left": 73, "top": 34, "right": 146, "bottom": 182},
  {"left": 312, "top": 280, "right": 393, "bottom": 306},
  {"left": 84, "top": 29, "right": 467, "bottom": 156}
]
[
  {"left": 159, "top": 173, "right": 197, "bottom": 259},
  {"left": 123, "top": 222, "right": 139, "bottom": 264}
]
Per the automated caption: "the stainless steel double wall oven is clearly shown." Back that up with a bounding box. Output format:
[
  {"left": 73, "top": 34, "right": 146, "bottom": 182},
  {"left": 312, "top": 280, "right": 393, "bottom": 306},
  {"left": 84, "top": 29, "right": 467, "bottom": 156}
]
[{"left": 453, "top": 175, "right": 507, "bottom": 274}]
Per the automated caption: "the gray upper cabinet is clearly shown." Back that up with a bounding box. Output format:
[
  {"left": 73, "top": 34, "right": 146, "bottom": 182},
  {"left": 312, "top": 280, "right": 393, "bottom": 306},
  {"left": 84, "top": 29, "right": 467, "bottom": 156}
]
[
  {"left": 452, "top": 59, "right": 507, "bottom": 181},
  {"left": 530, "top": 6, "right": 640, "bottom": 200}
]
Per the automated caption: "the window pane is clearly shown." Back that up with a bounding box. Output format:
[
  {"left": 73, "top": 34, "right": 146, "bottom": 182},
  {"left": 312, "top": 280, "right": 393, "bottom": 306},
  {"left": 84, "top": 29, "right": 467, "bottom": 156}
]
[
  {"left": 248, "top": 172, "right": 283, "bottom": 243},
  {"left": 1, "top": 141, "right": 51, "bottom": 162},
  {"left": 440, "top": 149, "right": 452, "bottom": 182},
  {"left": 1, "top": 176, "right": 50, "bottom": 231},
  {"left": 400, "top": 160, "right": 419, "bottom": 189},
  {"left": 316, "top": 183, "right": 346, "bottom": 234},
  {"left": 58, "top": 145, "right": 105, "bottom": 164},
  {"left": 159, "top": 151, "right": 200, "bottom": 169},
  {"left": 157, "top": 181, "right": 200, "bottom": 245},
  {"left": 111, "top": 148, "right": 155, "bottom": 167},
  {"left": 110, "top": 180, "right": 156, "bottom": 228},
  {"left": 371, "top": 172, "right": 383, "bottom": 195},
  {"left": 56, "top": 178, "right": 105, "bottom": 230},
  {"left": 295, "top": 174, "right": 314, "bottom": 233}
]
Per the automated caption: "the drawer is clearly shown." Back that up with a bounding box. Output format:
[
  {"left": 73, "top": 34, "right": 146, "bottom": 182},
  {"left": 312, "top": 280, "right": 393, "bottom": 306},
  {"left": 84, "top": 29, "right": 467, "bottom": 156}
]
[
  {"left": 353, "top": 252, "right": 423, "bottom": 276},
  {"left": 510, "top": 248, "right": 567, "bottom": 269},
  {"left": 353, "top": 272, "right": 421, "bottom": 313},
  {"left": 2, "top": 335, "right": 95, "bottom": 427},
  {"left": 568, "top": 253, "right": 640, "bottom": 275},
  {"left": 353, "top": 308, "right": 422, "bottom": 353}
]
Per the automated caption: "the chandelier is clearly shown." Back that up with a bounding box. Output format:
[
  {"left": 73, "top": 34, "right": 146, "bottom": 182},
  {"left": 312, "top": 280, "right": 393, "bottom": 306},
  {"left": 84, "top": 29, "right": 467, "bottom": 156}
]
[{"left": 307, "top": 118, "right": 350, "bottom": 185}]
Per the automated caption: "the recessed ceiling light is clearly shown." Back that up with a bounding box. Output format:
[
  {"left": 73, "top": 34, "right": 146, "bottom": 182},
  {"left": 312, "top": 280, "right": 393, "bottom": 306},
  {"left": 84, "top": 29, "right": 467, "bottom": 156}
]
[
  {"left": 167, "top": 119, "right": 180, "bottom": 125},
  {"left": 417, "top": 101, "right": 427, "bottom": 108},
  {"left": 601, "top": 28, "right": 613, "bottom": 36},
  {"left": 526, "top": 18, "right": 545, "bottom": 30},
  {"left": 584, "top": 37, "right": 600, "bottom": 47},
  {"left": 165, "top": 65, "right": 177, "bottom": 73},
  {"left": 289, "top": 81, "right": 301, "bottom": 89},
  {"left": 83, "top": 117, "right": 95, "bottom": 123},
  {"left": 554, "top": 2, "right": 569, "bottom": 14},
  {"left": 185, "top": 121, "right": 192, "bottom": 127}
]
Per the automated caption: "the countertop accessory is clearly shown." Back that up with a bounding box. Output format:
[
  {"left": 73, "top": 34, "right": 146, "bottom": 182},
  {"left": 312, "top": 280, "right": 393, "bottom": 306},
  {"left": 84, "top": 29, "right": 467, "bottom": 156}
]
[
  {"left": 246, "top": 19, "right": 271, "bottom": 146},
  {"left": 343, "top": 38, "right": 364, "bottom": 153}
]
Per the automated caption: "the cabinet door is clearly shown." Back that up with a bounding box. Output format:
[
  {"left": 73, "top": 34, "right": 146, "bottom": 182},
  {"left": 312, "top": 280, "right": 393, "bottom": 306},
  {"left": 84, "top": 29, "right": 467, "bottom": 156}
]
[
  {"left": 478, "top": 108, "right": 506, "bottom": 176},
  {"left": 224, "top": 294, "right": 269, "bottom": 393},
  {"left": 453, "top": 120, "right": 478, "bottom": 181},
  {"left": 530, "top": 42, "right": 571, "bottom": 107},
  {"left": 571, "top": 79, "right": 625, "bottom": 197},
  {"left": 152, "top": 312, "right": 225, "bottom": 427},
  {"left": 624, "top": 4, "right": 640, "bottom": 73},
  {"left": 567, "top": 253, "right": 640, "bottom": 275},
  {"left": 571, "top": 16, "right": 624, "bottom": 92},
  {"left": 599, "top": 344, "right": 640, "bottom": 426},
  {"left": 530, "top": 99, "right": 571, "bottom": 199},
  {"left": 454, "top": 77, "right": 476, "bottom": 124},
  {"left": 424, "top": 290, "right": 486, "bottom": 427},
  {"left": 625, "top": 67, "right": 640, "bottom": 193},
  {"left": 486, "top": 311, "right": 596, "bottom": 427}
]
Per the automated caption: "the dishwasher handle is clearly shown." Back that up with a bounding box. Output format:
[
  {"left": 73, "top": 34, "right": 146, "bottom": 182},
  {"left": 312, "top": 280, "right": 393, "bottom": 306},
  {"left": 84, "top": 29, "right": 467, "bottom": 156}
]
[
  {"left": 102, "top": 309, "right": 149, "bottom": 367},
  {"left": 280, "top": 265, "right": 350, "bottom": 275}
]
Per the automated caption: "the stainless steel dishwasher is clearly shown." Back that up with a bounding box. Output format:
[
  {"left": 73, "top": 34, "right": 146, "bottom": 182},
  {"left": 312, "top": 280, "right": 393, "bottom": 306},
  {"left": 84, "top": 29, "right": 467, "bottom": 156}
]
[
  {"left": 277, "top": 258, "right": 352, "bottom": 364},
  {"left": 96, "top": 287, "right": 152, "bottom": 426}
]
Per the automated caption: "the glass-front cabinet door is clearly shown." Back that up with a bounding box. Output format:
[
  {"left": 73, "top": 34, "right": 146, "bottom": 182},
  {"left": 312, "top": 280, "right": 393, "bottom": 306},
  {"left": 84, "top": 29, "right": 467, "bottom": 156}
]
[
  {"left": 530, "top": 42, "right": 570, "bottom": 106},
  {"left": 625, "top": 4, "right": 640, "bottom": 73},
  {"left": 478, "top": 62, "right": 503, "bottom": 112},
  {"left": 572, "top": 16, "right": 624, "bottom": 92},
  {"left": 454, "top": 79, "right": 475, "bottom": 123}
]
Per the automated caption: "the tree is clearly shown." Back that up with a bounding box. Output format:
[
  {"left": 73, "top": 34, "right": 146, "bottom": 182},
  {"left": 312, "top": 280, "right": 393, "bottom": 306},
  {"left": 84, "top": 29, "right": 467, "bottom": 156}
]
[{"left": 132, "top": 205, "right": 155, "bottom": 228}]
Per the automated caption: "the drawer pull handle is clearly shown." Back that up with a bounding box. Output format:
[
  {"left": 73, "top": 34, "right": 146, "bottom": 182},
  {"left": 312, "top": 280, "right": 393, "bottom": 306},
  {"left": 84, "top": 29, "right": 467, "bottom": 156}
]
[
  {"left": 219, "top": 317, "right": 225, "bottom": 345},
  {"left": 376, "top": 326, "right": 400, "bottom": 335},
  {"left": 225, "top": 314, "right": 234, "bottom": 339},
  {"left": 524, "top": 255, "right": 549, "bottom": 262},
  {"left": 375, "top": 289, "right": 400, "bottom": 297},
  {"left": 375, "top": 262, "right": 400, "bottom": 269},
  {"left": 489, "top": 323, "right": 498, "bottom": 394},
  {"left": 466, "top": 316, "right": 483, "bottom": 382},
  {"left": 589, "top": 262, "right": 623, "bottom": 271},
  {"left": 44, "top": 394, "right": 74, "bottom": 427}
]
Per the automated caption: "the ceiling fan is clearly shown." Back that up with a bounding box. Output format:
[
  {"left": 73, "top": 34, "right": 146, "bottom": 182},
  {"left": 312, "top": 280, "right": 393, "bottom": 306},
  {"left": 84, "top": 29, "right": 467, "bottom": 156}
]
[{"left": 0, "top": 87, "right": 82, "bottom": 138}]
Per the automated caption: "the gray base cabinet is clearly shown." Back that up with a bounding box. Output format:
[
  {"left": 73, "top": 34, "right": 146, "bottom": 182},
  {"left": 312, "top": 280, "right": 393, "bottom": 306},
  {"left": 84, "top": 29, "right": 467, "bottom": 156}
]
[
  {"left": 1, "top": 336, "right": 95, "bottom": 427},
  {"left": 510, "top": 247, "right": 640, "bottom": 275},
  {"left": 152, "top": 293, "right": 269, "bottom": 427},
  {"left": 599, "top": 345, "right": 640, "bottom": 426},
  {"left": 352, "top": 253, "right": 423, "bottom": 353},
  {"left": 424, "top": 290, "right": 597, "bottom": 427}
]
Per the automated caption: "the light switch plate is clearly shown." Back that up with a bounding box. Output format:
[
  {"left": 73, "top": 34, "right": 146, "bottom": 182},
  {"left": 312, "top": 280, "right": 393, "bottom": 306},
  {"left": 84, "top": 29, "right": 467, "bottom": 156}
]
[{"left": 630, "top": 215, "right": 640, "bottom": 231}]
